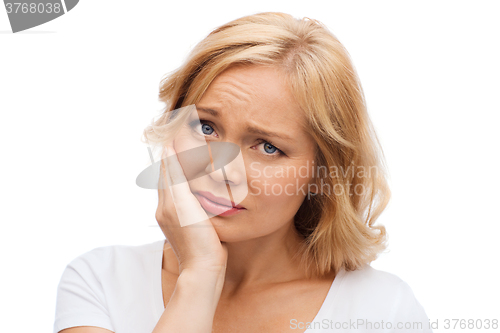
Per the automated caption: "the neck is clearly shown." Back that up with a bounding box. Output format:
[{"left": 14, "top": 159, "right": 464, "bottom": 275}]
[
  {"left": 223, "top": 221, "right": 306, "bottom": 290},
  {"left": 162, "top": 221, "right": 308, "bottom": 290}
]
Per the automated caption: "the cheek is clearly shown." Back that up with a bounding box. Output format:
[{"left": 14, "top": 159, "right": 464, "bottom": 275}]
[
  {"left": 173, "top": 130, "right": 202, "bottom": 151},
  {"left": 173, "top": 137, "right": 217, "bottom": 184},
  {"left": 247, "top": 164, "right": 312, "bottom": 204}
]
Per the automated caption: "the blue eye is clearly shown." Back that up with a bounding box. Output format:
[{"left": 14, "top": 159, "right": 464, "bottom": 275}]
[
  {"left": 263, "top": 142, "right": 277, "bottom": 154},
  {"left": 201, "top": 123, "right": 214, "bottom": 135},
  {"left": 256, "top": 139, "right": 285, "bottom": 157},
  {"left": 189, "top": 119, "right": 285, "bottom": 158},
  {"left": 189, "top": 119, "right": 217, "bottom": 138}
]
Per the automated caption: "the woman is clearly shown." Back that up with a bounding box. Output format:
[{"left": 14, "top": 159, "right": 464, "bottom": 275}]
[{"left": 54, "top": 12, "right": 432, "bottom": 333}]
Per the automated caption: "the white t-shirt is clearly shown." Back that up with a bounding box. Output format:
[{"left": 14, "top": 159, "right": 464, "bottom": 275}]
[{"left": 53, "top": 239, "right": 432, "bottom": 333}]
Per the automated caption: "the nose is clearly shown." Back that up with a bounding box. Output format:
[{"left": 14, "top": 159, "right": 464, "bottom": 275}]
[{"left": 205, "top": 141, "right": 245, "bottom": 186}]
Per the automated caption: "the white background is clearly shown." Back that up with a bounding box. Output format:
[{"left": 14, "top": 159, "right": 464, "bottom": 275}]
[{"left": 1, "top": 1, "right": 499, "bottom": 332}]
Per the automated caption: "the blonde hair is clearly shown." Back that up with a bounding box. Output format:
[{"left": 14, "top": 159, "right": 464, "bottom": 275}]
[{"left": 142, "top": 12, "right": 391, "bottom": 278}]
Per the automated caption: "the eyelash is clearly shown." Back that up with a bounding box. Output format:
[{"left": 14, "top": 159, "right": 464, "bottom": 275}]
[{"left": 188, "top": 119, "right": 286, "bottom": 157}]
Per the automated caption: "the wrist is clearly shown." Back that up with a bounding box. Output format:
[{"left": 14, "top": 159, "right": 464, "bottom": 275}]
[
  {"left": 177, "top": 267, "right": 226, "bottom": 309},
  {"left": 179, "top": 261, "right": 227, "bottom": 276}
]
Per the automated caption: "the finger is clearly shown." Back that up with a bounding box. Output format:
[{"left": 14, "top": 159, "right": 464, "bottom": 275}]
[
  {"left": 157, "top": 146, "right": 167, "bottom": 201},
  {"left": 164, "top": 145, "right": 195, "bottom": 203},
  {"left": 165, "top": 145, "right": 211, "bottom": 227},
  {"left": 158, "top": 146, "right": 174, "bottom": 212},
  {"left": 162, "top": 145, "right": 174, "bottom": 186},
  {"left": 158, "top": 150, "right": 164, "bottom": 201}
]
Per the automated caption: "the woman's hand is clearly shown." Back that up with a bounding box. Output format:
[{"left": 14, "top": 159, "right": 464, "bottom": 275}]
[{"left": 156, "top": 143, "right": 228, "bottom": 275}]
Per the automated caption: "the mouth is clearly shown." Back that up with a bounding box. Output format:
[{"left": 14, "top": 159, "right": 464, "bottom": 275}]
[
  {"left": 196, "top": 190, "right": 245, "bottom": 209},
  {"left": 195, "top": 191, "right": 246, "bottom": 217}
]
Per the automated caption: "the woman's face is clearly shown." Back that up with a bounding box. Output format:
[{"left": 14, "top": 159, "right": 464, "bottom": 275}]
[{"left": 173, "top": 64, "right": 318, "bottom": 242}]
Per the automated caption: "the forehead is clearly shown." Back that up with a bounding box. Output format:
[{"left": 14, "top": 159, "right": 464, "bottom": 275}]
[{"left": 197, "top": 65, "right": 307, "bottom": 129}]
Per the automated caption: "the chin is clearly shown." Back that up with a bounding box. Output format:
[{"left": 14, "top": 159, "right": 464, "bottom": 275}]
[{"left": 211, "top": 224, "right": 249, "bottom": 243}]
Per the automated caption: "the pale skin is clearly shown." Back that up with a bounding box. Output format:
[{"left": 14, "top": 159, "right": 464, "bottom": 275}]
[{"left": 59, "top": 65, "right": 336, "bottom": 333}]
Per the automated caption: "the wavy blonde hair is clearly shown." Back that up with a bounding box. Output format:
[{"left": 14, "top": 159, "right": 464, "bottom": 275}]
[{"left": 142, "top": 12, "right": 391, "bottom": 278}]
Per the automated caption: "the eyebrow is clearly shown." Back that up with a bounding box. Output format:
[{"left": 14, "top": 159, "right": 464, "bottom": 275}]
[{"left": 196, "top": 106, "right": 294, "bottom": 141}]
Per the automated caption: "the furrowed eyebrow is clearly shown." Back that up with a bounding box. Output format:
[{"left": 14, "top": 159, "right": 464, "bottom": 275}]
[
  {"left": 196, "top": 107, "right": 219, "bottom": 117},
  {"left": 196, "top": 106, "right": 293, "bottom": 141}
]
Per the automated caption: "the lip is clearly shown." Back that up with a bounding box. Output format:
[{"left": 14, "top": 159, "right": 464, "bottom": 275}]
[
  {"left": 196, "top": 190, "right": 245, "bottom": 209},
  {"left": 195, "top": 193, "right": 245, "bottom": 217}
]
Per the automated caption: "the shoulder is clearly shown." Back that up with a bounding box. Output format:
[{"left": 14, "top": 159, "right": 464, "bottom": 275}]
[
  {"left": 333, "top": 264, "right": 431, "bottom": 329},
  {"left": 54, "top": 240, "right": 165, "bottom": 333},
  {"left": 67, "top": 239, "right": 165, "bottom": 265},
  {"left": 61, "top": 239, "right": 165, "bottom": 281},
  {"left": 339, "top": 264, "right": 419, "bottom": 305},
  {"left": 341, "top": 264, "right": 408, "bottom": 294}
]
